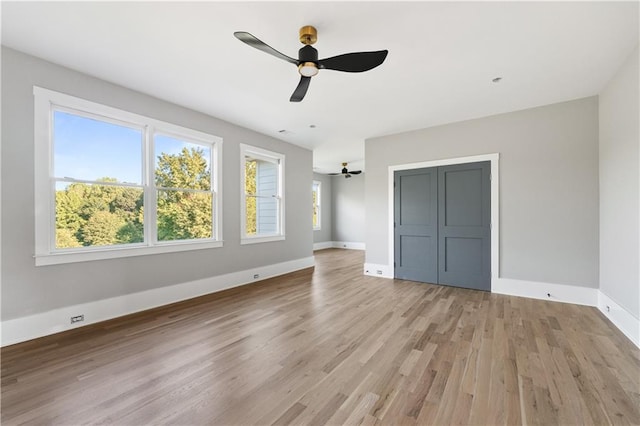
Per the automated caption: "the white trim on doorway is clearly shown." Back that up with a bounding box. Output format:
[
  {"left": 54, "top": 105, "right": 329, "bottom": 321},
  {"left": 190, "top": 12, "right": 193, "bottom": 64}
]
[{"left": 387, "top": 153, "right": 500, "bottom": 287}]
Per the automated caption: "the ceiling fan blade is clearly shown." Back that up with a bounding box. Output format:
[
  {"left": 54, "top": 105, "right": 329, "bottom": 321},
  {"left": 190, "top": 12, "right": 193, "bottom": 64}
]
[
  {"left": 319, "top": 50, "right": 388, "bottom": 72},
  {"left": 327, "top": 173, "right": 340, "bottom": 175},
  {"left": 290, "top": 76, "right": 311, "bottom": 102},
  {"left": 349, "top": 170, "right": 362, "bottom": 175},
  {"left": 234, "top": 32, "right": 298, "bottom": 65}
]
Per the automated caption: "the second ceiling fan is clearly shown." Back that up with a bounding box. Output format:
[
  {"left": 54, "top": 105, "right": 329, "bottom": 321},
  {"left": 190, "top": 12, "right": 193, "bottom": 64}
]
[
  {"left": 234, "top": 26, "right": 388, "bottom": 102},
  {"left": 329, "top": 163, "right": 362, "bottom": 179}
]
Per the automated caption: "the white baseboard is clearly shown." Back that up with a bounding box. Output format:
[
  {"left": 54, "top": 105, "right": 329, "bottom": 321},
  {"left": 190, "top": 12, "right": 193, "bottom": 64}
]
[
  {"left": 1, "top": 256, "right": 315, "bottom": 347},
  {"left": 597, "top": 291, "right": 640, "bottom": 348},
  {"left": 493, "top": 278, "right": 639, "bottom": 348},
  {"left": 492, "top": 277, "right": 598, "bottom": 306},
  {"left": 313, "top": 241, "right": 334, "bottom": 251},
  {"left": 362, "top": 268, "right": 637, "bottom": 348},
  {"left": 364, "top": 263, "right": 394, "bottom": 279},
  {"left": 364, "top": 271, "right": 601, "bottom": 308},
  {"left": 313, "top": 241, "right": 366, "bottom": 251},
  {"left": 332, "top": 241, "right": 365, "bottom": 250}
]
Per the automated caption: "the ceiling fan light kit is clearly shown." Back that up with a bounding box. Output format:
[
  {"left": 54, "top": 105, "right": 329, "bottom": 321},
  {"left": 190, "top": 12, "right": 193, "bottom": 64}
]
[
  {"left": 234, "top": 25, "right": 388, "bottom": 102},
  {"left": 298, "top": 62, "right": 319, "bottom": 77}
]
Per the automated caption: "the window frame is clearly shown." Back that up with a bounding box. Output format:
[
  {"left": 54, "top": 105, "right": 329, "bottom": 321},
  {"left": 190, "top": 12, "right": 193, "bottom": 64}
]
[
  {"left": 240, "top": 143, "right": 285, "bottom": 245},
  {"left": 34, "top": 86, "right": 223, "bottom": 266},
  {"left": 312, "top": 180, "right": 321, "bottom": 230}
]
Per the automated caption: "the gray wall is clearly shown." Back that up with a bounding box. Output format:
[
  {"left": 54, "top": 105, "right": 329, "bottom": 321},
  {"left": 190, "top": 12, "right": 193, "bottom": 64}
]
[
  {"left": 332, "top": 174, "right": 365, "bottom": 243},
  {"left": 1, "top": 47, "right": 313, "bottom": 321},
  {"left": 312, "top": 172, "right": 332, "bottom": 244},
  {"left": 366, "top": 97, "right": 599, "bottom": 288},
  {"left": 599, "top": 45, "right": 639, "bottom": 318}
]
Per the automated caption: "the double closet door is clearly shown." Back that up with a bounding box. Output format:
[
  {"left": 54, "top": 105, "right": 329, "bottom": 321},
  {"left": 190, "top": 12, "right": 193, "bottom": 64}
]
[{"left": 394, "top": 161, "right": 491, "bottom": 291}]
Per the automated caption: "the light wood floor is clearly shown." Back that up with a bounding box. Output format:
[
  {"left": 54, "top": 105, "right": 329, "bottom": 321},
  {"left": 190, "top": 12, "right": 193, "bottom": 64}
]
[{"left": 2, "top": 249, "right": 639, "bottom": 425}]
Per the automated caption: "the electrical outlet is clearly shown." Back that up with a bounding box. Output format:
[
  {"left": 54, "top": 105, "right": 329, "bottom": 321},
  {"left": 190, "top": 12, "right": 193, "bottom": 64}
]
[
  {"left": 70, "top": 315, "right": 84, "bottom": 324},
  {"left": 546, "top": 293, "right": 551, "bottom": 298},
  {"left": 253, "top": 274, "right": 259, "bottom": 279},
  {"left": 377, "top": 270, "right": 383, "bottom": 275},
  {"left": 606, "top": 305, "right": 610, "bottom": 312}
]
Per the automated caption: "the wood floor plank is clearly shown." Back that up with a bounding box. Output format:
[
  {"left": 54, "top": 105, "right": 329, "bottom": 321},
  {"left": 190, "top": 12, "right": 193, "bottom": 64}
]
[{"left": 2, "top": 249, "right": 639, "bottom": 425}]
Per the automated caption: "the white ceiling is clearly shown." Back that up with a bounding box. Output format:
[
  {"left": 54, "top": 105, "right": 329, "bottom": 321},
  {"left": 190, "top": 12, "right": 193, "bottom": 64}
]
[{"left": 2, "top": 1, "right": 638, "bottom": 173}]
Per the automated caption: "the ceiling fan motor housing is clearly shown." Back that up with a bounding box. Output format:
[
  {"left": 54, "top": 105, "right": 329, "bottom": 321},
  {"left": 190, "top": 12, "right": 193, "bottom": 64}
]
[
  {"left": 297, "top": 45, "right": 320, "bottom": 77},
  {"left": 299, "top": 45, "right": 318, "bottom": 64}
]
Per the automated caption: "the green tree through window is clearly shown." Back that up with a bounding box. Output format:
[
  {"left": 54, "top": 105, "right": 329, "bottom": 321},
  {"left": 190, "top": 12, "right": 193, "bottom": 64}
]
[
  {"left": 55, "top": 147, "right": 212, "bottom": 248},
  {"left": 156, "top": 147, "right": 213, "bottom": 241},
  {"left": 55, "top": 179, "right": 143, "bottom": 248},
  {"left": 245, "top": 159, "right": 257, "bottom": 235}
]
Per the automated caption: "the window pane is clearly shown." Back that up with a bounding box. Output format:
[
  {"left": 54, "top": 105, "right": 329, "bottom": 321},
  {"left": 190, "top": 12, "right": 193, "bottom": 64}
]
[
  {"left": 245, "top": 159, "right": 257, "bottom": 195},
  {"left": 312, "top": 182, "right": 320, "bottom": 230},
  {"left": 245, "top": 156, "right": 280, "bottom": 237},
  {"left": 55, "top": 181, "right": 144, "bottom": 248},
  {"left": 312, "top": 189, "right": 317, "bottom": 228},
  {"left": 245, "top": 195, "right": 257, "bottom": 236},
  {"left": 246, "top": 196, "right": 278, "bottom": 236},
  {"left": 245, "top": 157, "right": 277, "bottom": 196},
  {"left": 313, "top": 205, "right": 318, "bottom": 228},
  {"left": 53, "top": 110, "right": 142, "bottom": 184},
  {"left": 241, "top": 145, "right": 283, "bottom": 242},
  {"left": 311, "top": 182, "right": 320, "bottom": 229},
  {"left": 157, "top": 189, "right": 213, "bottom": 241},
  {"left": 155, "top": 135, "right": 211, "bottom": 190}
]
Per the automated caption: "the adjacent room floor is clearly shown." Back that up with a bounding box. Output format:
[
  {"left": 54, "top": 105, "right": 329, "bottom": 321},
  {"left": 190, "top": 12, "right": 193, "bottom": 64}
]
[{"left": 2, "top": 249, "right": 639, "bottom": 424}]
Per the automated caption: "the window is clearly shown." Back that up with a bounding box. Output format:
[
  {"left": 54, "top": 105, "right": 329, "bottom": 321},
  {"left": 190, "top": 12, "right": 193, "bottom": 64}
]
[
  {"left": 240, "top": 144, "right": 284, "bottom": 244},
  {"left": 312, "top": 181, "right": 321, "bottom": 230},
  {"left": 34, "top": 87, "right": 222, "bottom": 265}
]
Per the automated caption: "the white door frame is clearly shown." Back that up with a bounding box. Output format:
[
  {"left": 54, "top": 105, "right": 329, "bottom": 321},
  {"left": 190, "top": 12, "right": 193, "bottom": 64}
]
[{"left": 388, "top": 153, "right": 500, "bottom": 289}]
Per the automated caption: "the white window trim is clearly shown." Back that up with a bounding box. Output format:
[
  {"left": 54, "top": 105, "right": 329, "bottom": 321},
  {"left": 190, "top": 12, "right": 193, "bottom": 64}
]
[
  {"left": 313, "top": 180, "right": 321, "bottom": 231},
  {"left": 240, "top": 144, "right": 285, "bottom": 245},
  {"left": 33, "top": 86, "right": 223, "bottom": 266}
]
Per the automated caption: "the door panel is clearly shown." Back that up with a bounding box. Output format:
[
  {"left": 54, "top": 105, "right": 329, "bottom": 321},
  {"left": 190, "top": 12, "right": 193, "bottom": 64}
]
[
  {"left": 444, "top": 237, "right": 483, "bottom": 276},
  {"left": 394, "top": 169, "right": 438, "bottom": 283},
  {"left": 444, "top": 169, "right": 483, "bottom": 226},
  {"left": 399, "top": 174, "right": 434, "bottom": 225},
  {"left": 438, "top": 162, "right": 491, "bottom": 291},
  {"left": 399, "top": 235, "right": 434, "bottom": 269}
]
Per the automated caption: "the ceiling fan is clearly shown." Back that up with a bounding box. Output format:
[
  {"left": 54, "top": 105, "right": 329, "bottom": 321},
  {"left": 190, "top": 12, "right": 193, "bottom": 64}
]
[
  {"left": 329, "top": 163, "right": 362, "bottom": 179},
  {"left": 234, "top": 26, "right": 388, "bottom": 102}
]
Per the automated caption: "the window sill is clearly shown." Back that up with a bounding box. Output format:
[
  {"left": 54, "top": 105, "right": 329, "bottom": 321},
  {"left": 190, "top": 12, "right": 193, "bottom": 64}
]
[
  {"left": 240, "top": 235, "right": 285, "bottom": 245},
  {"left": 35, "top": 240, "right": 224, "bottom": 266}
]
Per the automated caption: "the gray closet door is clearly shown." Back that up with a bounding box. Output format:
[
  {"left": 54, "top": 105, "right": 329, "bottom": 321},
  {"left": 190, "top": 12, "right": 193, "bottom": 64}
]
[
  {"left": 437, "top": 161, "right": 491, "bottom": 291},
  {"left": 394, "top": 168, "right": 438, "bottom": 283}
]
